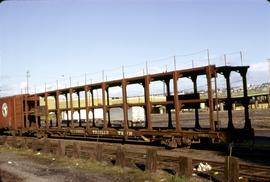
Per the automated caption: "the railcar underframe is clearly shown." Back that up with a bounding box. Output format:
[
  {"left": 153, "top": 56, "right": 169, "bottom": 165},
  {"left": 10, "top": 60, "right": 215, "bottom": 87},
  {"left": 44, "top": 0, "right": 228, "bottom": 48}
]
[{"left": 14, "top": 65, "right": 254, "bottom": 147}]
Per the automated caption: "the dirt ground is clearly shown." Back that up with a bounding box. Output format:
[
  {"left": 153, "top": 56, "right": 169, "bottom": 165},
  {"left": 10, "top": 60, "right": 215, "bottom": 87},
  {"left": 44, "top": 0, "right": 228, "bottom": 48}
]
[{"left": 0, "top": 150, "right": 119, "bottom": 182}]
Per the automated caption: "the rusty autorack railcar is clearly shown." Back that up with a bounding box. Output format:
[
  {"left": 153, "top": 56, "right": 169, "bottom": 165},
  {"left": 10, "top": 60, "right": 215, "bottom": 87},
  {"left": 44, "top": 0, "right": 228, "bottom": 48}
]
[{"left": 0, "top": 65, "right": 254, "bottom": 147}]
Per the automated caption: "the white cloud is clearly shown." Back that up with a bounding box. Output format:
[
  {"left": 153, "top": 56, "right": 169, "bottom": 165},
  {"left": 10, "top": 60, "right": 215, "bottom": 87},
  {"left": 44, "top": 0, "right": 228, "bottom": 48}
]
[
  {"left": 248, "top": 61, "right": 269, "bottom": 84},
  {"left": 249, "top": 62, "right": 268, "bottom": 72}
]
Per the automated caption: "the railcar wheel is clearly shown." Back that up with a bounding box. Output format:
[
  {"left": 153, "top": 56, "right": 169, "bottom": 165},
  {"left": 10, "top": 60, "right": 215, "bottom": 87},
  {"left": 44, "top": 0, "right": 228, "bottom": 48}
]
[
  {"left": 161, "top": 137, "right": 178, "bottom": 149},
  {"left": 200, "top": 138, "right": 212, "bottom": 146},
  {"left": 36, "top": 132, "right": 48, "bottom": 139}
]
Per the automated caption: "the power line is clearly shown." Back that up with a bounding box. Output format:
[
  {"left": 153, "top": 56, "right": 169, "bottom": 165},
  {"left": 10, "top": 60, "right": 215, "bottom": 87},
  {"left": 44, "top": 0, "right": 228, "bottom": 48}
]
[
  {"left": 174, "top": 49, "right": 208, "bottom": 58},
  {"left": 26, "top": 50, "right": 245, "bottom": 94}
]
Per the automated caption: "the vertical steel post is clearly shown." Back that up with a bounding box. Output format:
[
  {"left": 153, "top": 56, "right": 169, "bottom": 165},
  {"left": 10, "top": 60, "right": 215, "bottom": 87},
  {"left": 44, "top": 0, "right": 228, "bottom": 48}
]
[
  {"left": 91, "top": 89, "right": 95, "bottom": 127},
  {"left": 65, "top": 93, "right": 69, "bottom": 127},
  {"left": 173, "top": 72, "right": 181, "bottom": 132},
  {"left": 69, "top": 89, "right": 74, "bottom": 128},
  {"left": 34, "top": 94, "right": 39, "bottom": 129},
  {"left": 191, "top": 75, "right": 200, "bottom": 129},
  {"left": 165, "top": 79, "right": 173, "bottom": 129},
  {"left": 214, "top": 75, "right": 220, "bottom": 129},
  {"left": 122, "top": 79, "right": 129, "bottom": 134},
  {"left": 223, "top": 70, "right": 234, "bottom": 129},
  {"left": 144, "top": 75, "right": 152, "bottom": 130},
  {"left": 206, "top": 66, "right": 215, "bottom": 131},
  {"left": 240, "top": 68, "right": 251, "bottom": 129},
  {"left": 77, "top": 92, "right": 82, "bottom": 127},
  {"left": 56, "top": 90, "right": 61, "bottom": 128},
  {"left": 84, "top": 86, "right": 90, "bottom": 129},
  {"left": 106, "top": 87, "right": 111, "bottom": 127},
  {"left": 102, "top": 82, "right": 108, "bottom": 129},
  {"left": 44, "top": 93, "right": 49, "bottom": 129}
]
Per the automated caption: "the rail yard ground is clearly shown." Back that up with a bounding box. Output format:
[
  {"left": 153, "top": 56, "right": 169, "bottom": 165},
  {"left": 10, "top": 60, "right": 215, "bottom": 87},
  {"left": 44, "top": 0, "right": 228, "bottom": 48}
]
[
  {"left": 0, "top": 108, "right": 269, "bottom": 182},
  {"left": 0, "top": 135, "right": 270, "bottom": 182},
  {"left": 0, "top": 146, "right": 206, "bottom": 182},
  {"left": 151, "top": 108, "right": 270, "bottom": 130}
]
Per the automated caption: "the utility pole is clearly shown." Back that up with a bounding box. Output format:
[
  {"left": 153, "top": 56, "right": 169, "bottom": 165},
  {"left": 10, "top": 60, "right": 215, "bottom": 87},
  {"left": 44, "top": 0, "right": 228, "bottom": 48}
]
[
  {"left": 224, "top": 54, "right": 227, "bottom": 66},
  {"left": 26, "top": 70, "right": 30, "bottom": 94},
  {"left": 122, "top": 65, "right": 125, "bottom": 79},
  {"left": 145, "top": 61, "right": 149, "bottom": 74},
  {"left": 207, "top": 49, "right": 210, "bottom": 65},
  {"left": 174, "top": 56, "right": 176, "bottom": 70},
  {"left": 240, "top": 51, "right": 243, "bottom": 66}
]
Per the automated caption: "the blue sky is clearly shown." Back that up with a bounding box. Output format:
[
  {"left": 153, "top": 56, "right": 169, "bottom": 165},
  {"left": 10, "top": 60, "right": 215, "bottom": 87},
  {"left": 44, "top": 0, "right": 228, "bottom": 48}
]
[{"left": 0, "top": 0, "right": 269, "bottom": 95}]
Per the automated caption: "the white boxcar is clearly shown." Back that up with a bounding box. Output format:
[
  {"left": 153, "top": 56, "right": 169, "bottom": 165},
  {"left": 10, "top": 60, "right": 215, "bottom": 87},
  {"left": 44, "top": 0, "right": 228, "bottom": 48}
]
[
  {"left": 61, "top": 107, "right": 145, "bottom": 123},
  {"left": 128, "top": 106, "right": 145, "bottom": 122},
  {"left": 106, "top": 107, "right": 145, "bottom": 122},
  {"left": 94, "top": 107, "right": 145, "bottom": 122}
]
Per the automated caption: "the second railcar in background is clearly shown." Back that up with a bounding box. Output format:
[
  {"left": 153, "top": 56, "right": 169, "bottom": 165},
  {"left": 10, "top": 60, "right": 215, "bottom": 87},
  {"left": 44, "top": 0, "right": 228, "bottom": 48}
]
[{"left": 0, "top": 95, "right": 25, "bottom": 133}]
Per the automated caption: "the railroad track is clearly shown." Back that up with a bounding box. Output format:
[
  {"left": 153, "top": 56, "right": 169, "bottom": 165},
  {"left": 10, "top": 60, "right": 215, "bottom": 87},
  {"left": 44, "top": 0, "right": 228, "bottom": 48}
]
[
  {"left": 193, "top": 159, "right": 270, "bottom": 181},
  {"left": 239, "top": 163, "right": 270, "bottom": 181},
  {"left": 1, "top": 136, "right": 270, "bottom": 181}
]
